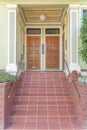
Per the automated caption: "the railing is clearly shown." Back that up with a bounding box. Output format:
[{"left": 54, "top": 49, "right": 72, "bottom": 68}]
[
  {"left": 7, "top": 83, "right": 14, "bottom": 98},
  {"left": 7, "top": 68, "right": 19, "bottom": 98},
  {"left": 64, "top": 57, "right": 80, "bottom": 98}
]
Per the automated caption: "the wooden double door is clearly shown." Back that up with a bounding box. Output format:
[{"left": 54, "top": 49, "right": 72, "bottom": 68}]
[{"left": 27, "top": 36, "right": 60, "bottom": 70}]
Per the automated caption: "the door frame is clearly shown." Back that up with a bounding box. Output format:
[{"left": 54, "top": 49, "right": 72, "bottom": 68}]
[
  {"left": 25, "top": 26, "right": 62, "bottom": 71},
  {"left": 25, "top": 26, "right": 42, "bottom": 70}
]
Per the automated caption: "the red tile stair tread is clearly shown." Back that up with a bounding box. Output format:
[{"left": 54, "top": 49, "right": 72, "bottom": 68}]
[
  {"left": 10, "top": 110, "right": 76, "bottom": 116},
  {"left": 5, "top": 72, "right": 82, "bottom": 130}
]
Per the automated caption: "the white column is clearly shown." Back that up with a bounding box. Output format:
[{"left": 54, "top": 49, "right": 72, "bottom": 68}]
[
  {"left": 69, "top": 5, "right": 79, "bottom": 64},
  {"left": 7, "top": 4, "right": 17, "bottom": 64}
]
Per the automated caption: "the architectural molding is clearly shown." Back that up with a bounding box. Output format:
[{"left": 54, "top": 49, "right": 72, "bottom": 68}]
[
  {"left": 69, "top": 4, "right": 80, "bottom": 9},
  {"left": 7, "top": 4, "right": 17, "bottom": 9}
]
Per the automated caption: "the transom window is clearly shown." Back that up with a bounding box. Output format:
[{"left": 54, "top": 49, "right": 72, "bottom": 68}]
[
  {"left": 26, "top": 28, "right": 41, "bottom": 34},
  {"left": 45, "top": 28, "right": 60, "bottom": 34}
]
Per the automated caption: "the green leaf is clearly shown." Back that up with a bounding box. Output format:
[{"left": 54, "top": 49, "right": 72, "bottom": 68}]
[{"left": 79, "top": 13, "right": 87, "bottom": 64}]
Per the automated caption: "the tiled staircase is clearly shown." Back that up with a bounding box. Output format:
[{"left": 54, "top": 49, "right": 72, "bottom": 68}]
[{"left": 6, "top": 72, "right": 82, "bottom": 130}]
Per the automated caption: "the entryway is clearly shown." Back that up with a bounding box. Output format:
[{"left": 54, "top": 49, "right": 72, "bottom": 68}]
[{"left": 26, "top": 28, "right": 60, "bottom": 71}]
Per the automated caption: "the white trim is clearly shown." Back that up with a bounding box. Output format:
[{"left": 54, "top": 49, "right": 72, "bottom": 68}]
[
  {"left": 24, "top": 28, "right": 27, "bottom": 70},
  {"left": 26, "top": 22, "right": 60, "bottom": 25},
  {"left": 44, "top": 27, "right": 46, "bottom": 70},
  {"left": 25, "top": 26, "right": 62, "bottom": 71},
  {"left": 8, "top": 10, "right": 10, "bottom": 64},
  {"left": 69, "top": 4, "right": 80, "bottom": 9},
  {"left": 78, "top": 5, "right": 87, "bottom": 8},
  {"left": 7, "top": 4, "right": 17, "bottom": 9},
  {"left": 25, "top": 26, "right": 42, "bottom": 70},
  {"left": 44, "top": 26, "right": 61, "bottom": 70},
  {"left": 41, "top": 27, "right": 43, "bottom": 71},
  {"left": 60, "top": 27, "right": 62, "bottom": 70},
  {"left": 14, "top": 10, "right": 16, "bottom": 64},
  {"left": 70, "top": 10, "right": 72, "bottom": 63}
]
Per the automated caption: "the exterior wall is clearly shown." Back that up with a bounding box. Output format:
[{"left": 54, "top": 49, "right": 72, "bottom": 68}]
[
  {"left": 0, "top": 5, "right": 8, "bottom": 70},
  {"left": 17, "top": 7, "right": 25, "bottom": 70},
  {"left": 0, "top": 81, "right": 18, "bottom": 129}
]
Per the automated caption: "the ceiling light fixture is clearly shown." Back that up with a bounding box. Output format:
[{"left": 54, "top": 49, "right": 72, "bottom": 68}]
[{"left": 40, "top": 14, "right": 46, "bottom": 21}]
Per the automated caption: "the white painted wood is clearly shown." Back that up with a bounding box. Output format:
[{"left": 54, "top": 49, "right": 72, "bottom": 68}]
[
  {"left": 70, "top": 8, "right": 79, "bottom": 64},
  {"left": 44, "top": 26, "right": 61, "bottom": 70},
  {"left": 8, "top": 9, "right": 17, "bottom": 64}
]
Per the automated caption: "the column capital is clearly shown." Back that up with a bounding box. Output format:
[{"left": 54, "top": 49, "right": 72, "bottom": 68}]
[
  {"left": 69, "top": 4, "right": 80, "bottom": 9},
  {"left": 7, "top": 4, "right": 17, "bottom": 9}
]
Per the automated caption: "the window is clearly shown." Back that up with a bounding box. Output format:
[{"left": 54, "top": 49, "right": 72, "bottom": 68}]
[
  {"left": 45, "top": 28, "right": 60, "bottom": 34},
  {"left": 83, "top": 9, "right": 87, "bottom": 17},
  {"left": 27, "top": 28, "right": 41, "bottom": 34}
]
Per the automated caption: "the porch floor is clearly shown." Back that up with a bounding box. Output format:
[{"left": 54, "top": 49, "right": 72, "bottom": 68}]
[{"left": 5, "top": 72, "right": 82, "bottom": 130}]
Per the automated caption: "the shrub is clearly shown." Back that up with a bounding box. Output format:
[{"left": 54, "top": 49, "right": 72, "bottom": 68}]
[
  {"left": 78, "top": 76, "right": 87, "bottom": 83},
  {"left": 79, "top": 13, "right": 87, "bottom": 64},
  {"left": 0, "top": 72, "right": 18, "bottom": 83}
]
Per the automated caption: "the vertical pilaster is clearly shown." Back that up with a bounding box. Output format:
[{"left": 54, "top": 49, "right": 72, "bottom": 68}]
[
  {"left": 7, "top": 4, "right": 17, "bottom": 65},
  {"left": 69, "top": 5, "right": 79, "bottom": 64}
]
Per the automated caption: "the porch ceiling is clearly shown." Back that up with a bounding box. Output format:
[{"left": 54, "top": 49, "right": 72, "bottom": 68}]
[{"left": 19, "top": 5, "right": 67, "bottom": 24}]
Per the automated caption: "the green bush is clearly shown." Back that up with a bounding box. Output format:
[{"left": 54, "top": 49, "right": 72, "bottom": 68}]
[
  {"left": 78, "top": 76, "right": 87, "bottom": 83},
  {"left": 0, "top": 72, "right": 18, "bottom": 83},
  {"left": 79, "top": 13, "right": 87, "bottom": 64}
]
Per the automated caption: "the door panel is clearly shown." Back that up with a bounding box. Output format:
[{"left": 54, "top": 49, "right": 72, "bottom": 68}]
[
  {"left": 27, "top": 36, "right": 40, "bottom": 70},
  {"left": 46, "top": 36, "right": 60, "bottom": 69}
]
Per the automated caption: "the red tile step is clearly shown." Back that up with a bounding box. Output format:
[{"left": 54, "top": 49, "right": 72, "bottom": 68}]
[
  {"left": 12, "top": 101, "right": 74, "bottom": 111},
  {"left": 15, "top": 92, "right": 70, "bottom": 96},
  {"left": 14, "top": 95, "right": 72, "bottom": 102},
  {"left": 9, "top": 110, "right": 76, "bottom": 123},
  {"left": 19, "top": 78, "right": 66, "bottom": 82},
  {"left": 17, "top": 87, "right": 68, "bottom": 91},
  {"left": 5, "top": 121, "right": 82, "bottom": 130},
  {"left": 15, "top": 91, "right": 69, "bottom": 96},
  {"left": 5, "top": 72, "right": 82, "bottom": 130}
]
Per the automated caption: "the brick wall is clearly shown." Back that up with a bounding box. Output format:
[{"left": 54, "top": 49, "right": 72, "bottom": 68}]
[
  {"left": 0, "top": 82, "right": 18, "bottom": 129},
  {"left": 68, "top": 79, "right": 87, "bottom": 128}
]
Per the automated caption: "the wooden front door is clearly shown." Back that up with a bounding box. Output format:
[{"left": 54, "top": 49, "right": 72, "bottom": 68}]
[
  {"left": 46, "top": 36, "right": 60, "bottom": 69},
  {"left": 27, "top": 36, "right": 41, "bottom": 70}
]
